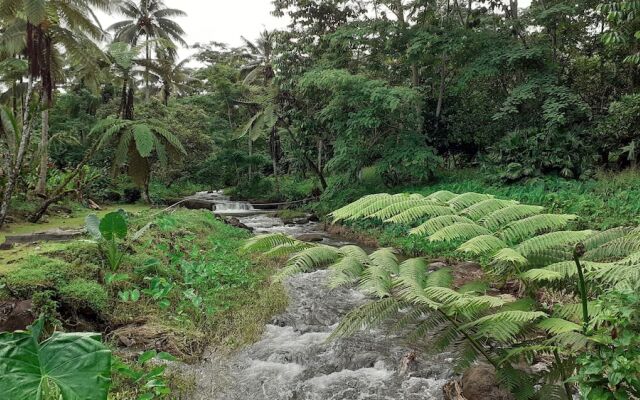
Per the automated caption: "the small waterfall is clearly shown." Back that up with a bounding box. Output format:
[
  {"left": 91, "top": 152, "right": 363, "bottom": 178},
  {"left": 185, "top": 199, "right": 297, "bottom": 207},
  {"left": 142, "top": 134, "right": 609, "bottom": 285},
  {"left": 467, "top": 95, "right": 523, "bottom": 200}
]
[{"left": 215, "top": 201, "right": 255, "bottom": 213}]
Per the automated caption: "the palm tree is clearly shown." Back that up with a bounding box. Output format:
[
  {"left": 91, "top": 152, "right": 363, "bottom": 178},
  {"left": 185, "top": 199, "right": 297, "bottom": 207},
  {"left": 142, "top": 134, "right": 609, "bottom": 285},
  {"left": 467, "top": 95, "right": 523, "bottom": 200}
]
[
  {"left": 0, "top": 0, "right": 111, "bottom": 226},
  {"left": 91, "top": 117, "right": 186, "bottom": 203},
  {"left": 139, "top": 46, "right": 194, "bottom": 105},
  {"left": 108, "top": 0, "right": 187, "bottom": 102},
  {"left": 240, "top": 30, "right": 276, "bottom": 85}
]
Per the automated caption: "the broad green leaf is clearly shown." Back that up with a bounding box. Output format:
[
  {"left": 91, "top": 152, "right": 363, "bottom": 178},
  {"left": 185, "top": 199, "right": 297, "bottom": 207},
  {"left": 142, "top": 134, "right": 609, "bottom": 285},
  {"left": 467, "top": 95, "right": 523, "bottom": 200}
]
[
  {"left": 133, "top": 124, "right": 155, "bottom": 158},
  {"left": 99, "top": 212, "right": 127, "bottom": 240},
  {"left": 0, "top": 331, "right": 111, "bottom": 400}
]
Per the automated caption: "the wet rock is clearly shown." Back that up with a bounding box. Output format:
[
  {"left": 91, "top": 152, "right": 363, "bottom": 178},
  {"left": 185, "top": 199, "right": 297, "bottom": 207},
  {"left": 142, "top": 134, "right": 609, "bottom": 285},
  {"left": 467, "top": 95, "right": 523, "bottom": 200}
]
[
  {"left": 293, "top": 217, "right": 310, "bottom": 225},
  {"left": 295, "top": 233, "right": 324, "bottom": 242},
  {"left": 224, "top": 217, "right": 253, "bottom": 232},
  {"left": 181, "top": 198, "right": 215, "bottom": 210},
  {"left": 460, "top": 363, "right": 514, "bottom": 400},
  {"left": 429, "top": 261, "right": 449, "bottom": 270},
  {"left": 0, "top": 300, "right": 35, "bottom": 332}
]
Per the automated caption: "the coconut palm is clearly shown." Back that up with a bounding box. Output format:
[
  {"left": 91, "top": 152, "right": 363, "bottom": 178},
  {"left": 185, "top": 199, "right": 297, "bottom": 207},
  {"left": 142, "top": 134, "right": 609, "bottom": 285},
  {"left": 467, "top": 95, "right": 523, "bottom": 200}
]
[
  {"left": 0, "top": 0, "right": 112, "bottom": 226},
  {"left": 240, "top": 30, "right": 276, "bottom": 85},
  {"left": 139, "top": 46, "right": 194, "bottom": 105},
  {"left": 108, "top": 0, "right": 187, "bottom": 101}
]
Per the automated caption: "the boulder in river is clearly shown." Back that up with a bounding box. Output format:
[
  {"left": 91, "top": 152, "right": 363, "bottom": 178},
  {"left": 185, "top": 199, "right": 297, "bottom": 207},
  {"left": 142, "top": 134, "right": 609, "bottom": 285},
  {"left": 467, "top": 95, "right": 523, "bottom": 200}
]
[
  {"left": 459, "top": 363, "right": 514, "bottom": 400},
  {"left": 224, "top": 217, "right": 253, "bottom": 232},
  {"left": 295, "top": 233, "right": 324, "bottom": 242}
]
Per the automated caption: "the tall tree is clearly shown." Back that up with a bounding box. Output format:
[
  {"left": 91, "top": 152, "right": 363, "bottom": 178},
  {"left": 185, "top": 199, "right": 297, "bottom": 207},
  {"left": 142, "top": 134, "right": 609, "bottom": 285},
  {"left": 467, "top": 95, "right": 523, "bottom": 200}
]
[{"left": 108, "top": 0, "right": 187, "bottom": 102}]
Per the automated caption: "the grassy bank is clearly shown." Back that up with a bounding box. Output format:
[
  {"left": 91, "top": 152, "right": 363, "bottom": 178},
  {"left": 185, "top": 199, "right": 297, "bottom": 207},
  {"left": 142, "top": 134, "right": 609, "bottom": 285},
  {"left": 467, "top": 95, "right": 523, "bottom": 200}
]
[{"left": 0, "top": 209, "right": 287, "bottom": 398}]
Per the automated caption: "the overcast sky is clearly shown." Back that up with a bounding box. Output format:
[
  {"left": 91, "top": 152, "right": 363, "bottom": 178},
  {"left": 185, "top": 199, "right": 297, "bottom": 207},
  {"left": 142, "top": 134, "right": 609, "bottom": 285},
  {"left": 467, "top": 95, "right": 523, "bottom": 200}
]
[
  {"left": 96, "top": 0, "right": 533, "bottom": 60},
  {"left": 96, "top": 0, "right": 290, "bottom": 60}
]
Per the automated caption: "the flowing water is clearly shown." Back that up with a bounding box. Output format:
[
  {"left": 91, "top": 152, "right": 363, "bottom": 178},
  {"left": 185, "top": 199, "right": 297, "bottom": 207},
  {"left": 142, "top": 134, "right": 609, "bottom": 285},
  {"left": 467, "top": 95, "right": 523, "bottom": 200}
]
[{"left": 186, "top": 198, "right": 455, "bottom": 399}]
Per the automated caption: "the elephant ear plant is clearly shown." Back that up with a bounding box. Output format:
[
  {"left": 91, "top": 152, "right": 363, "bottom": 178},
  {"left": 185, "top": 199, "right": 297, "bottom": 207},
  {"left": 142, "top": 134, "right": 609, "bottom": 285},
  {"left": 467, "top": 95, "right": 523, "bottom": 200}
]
[{"left": 0, "top": 317, "right": 112, "bottom": 400}]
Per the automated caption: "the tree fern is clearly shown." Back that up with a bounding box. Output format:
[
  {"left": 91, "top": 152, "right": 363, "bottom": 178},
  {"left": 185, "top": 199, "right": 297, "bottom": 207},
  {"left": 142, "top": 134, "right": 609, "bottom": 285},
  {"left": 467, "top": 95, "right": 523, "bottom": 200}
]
[
  {"left": 426, "top": 190, "right": 458, "bottom": 203},
  {"left": 458, "top": 235, "right": 508, "bottom": 256},
  {"left": 498, "top": 214, "right": 578, "bottom": 243},
  {"left": 243, "top": 233, "right": 301, "bottom": 253},
  {"left": 583, "top": 232, "right": 640, "bottom": 261},
  {"left": 385, "top": 203, "right": 454, "bottom": 225},
  {"left": 515, "top": 230, "right": 595, "bottom": 259},
  {"left": 521, "top": 261, "right": 610, "bottom": 283},
  {"left": 429, "top": 223, "right": 492, "bottom": 242},
  {"left": 264, "top": 241, "right": 316, "bottom": 257},
  {"left": 461, "top": 311, "right": 547, "bottom": 343},
  {"left": 409, "top": 215, "right": 474, "bottom": 236},
  {"left": 273, "top": 245, "right": 340, "bottom": 282},
  {"left": 481, "top": 204, "right": 545, "bottom": 231},
  {"left": 536, "top": 318, "right": 582, "bottom": 335},
  {"left": 329, "top": 297, "right": 403, "bottom": 339},
  {"left": 447, "top": 192, "right": 494, "bottom": 212},
  {"left": 328, "top": 256, "right": 366, "bottom": 288},
  {"left": 372, "top": 198, "right": 441, "bottom": 221},
  {"left": 349, "top": 194, "right": 412, "bottom": 220},
  {"left": 330, "top": 193, "right": 389, "bottom": 222},
  {"left": 460, "top": 199, "right": 518, "bottom": 221}
]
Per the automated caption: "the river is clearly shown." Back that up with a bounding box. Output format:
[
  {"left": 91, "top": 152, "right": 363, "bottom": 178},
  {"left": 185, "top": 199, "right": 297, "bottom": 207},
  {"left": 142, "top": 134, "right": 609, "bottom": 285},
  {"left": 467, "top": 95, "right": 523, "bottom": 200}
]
[{"left": 184, "top": 194, "right": 455, "bottom": 400}]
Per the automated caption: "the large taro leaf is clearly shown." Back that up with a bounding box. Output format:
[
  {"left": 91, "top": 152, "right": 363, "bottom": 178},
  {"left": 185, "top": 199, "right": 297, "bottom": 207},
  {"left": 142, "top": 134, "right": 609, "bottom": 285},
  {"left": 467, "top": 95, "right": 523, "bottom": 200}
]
[
  {"left": 99, "top": 212, "right": 127, "bottom": 240},
  {"left": 0, "top": 330, "right": 112, "bottom": 400}
]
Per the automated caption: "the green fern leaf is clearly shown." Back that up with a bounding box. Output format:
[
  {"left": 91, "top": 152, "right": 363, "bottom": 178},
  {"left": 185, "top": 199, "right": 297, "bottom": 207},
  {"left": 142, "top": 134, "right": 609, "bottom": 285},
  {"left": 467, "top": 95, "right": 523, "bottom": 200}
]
[
  {"left": 481, "top": 205, "right": 545, "bottom": 231},
  {"left": 328, "top": 256, "right": 366, "bottom": 288},
  {"left": 458, "top": 235, "right": 508, "bottom": 256},
  {"left": 409, "top": 215, "right": 474, "bottom": 236},
  {"left": 243, "top": 233, "right": 300, "bottom": 253},
  {"left": 447, "top": 192, "right": 493, "bottom": 212},
  {"left": 460, "top": 199, "right": 518, "bottom": 221},
  {"left": 264, "top": 242, "right": 316, "bottom": 257},
  {"left": 329, "top": 297, "right": 402, "bottom": 339},
  {"left": 515, "top": 230, "right": 595, "bottom": 259},
  {"left": 274, "top": 246, "right": 340, "bottom": 281},
  {"left": 385, "top": 204, "right": 454, "bottom": 225},
  {"left": 350, "top": 194, "right": 412, "bottom": 220},
  {"left": 583, "top": 227, "right": 634, "bottom": 251},
  {"left": 426, "top": 190, "right": 458, "bottom": 203},
  {"left": 373, "top": 199, "right": 441, "bottom": 221},
  {"left": 498, "top": 214, "right": 578, "bottom": 243},
  {"left": 330, "top": 193, "right": 390, "bottom": 222},
  {"left": 583, "top": 232, "right": 640, "bottom": 261},
  {"left": 429, "top": 223, "right": 492, "bottom": 242},
  {"left": 537, "top": 318, "right": 582, "bottom": 335}
]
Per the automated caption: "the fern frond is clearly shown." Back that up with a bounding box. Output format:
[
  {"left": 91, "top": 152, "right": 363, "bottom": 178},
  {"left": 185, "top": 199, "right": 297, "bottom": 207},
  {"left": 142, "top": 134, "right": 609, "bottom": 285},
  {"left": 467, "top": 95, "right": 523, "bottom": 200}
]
[
  {"left": 582, "top": 227, "right": 634, "bottom": 251},
  {"left": 350, "top": 194, "right": 412, "bottom": 220},
  {"left": 369, "top": 248, "right": 399, "bottom": 274},
  {"left": 500, "top": 345, "right": 558, "bottom": 365},
  {"left": 385, "top": 204, "right": 454, "bottom": 225},
  {"left": 330, "top": 193, "right": 388, "bottom": 222},
  {"left": 329, "top": 297, "right": 402, "bottom": 339},
  {"left": 429, "top": 223, "right": 492, "bottom": 242},
  {"left": 553, "top": 302, "right": 600, "bottom": 323},
  {"left": 273, "top": 246, "right": 340, "bottom": 282},
  {"left": 545, "top": 331, "right": 590, "bottom": 352},
  {"left": 521, "top": 261, "right": 611, "bottom": 283},
  {"left": 425, "top": 267, "right": 454, "bottom": 288},
  {"left": 447, "top": 192, "right": 493, "bottom": 212},
  {"left": 515, "top": 230, "right": 595, "bottom": 259},
  {"left": 498, "top": 214, "right": 578, "bottom": 243},
  {"left": 481, "top": 205, "right": 545, "bottom": 231},
  {"left": 372, "top": 199, "right": 438, "bottom": 220},
  {"left": 460, "top": 199, "right": 518, "bottom": 221},
  {"left": 426, "top": 190, "right": 458, "bottom": 203},
  {"left": 462, "top": 311, "right": 547, "bottom": 343},
  {"left": 491, "top": 248, "right": 528, "bottom": 268},
  {"left": 586, "top": 261, "right": 640, "bottom": 289},
  {"left": 328, "top": 256, "right": 366, "bottom": 288},
  {"left": 264, "top": 242, "right": 316, "bottom": 257},
  {"left": 458, "top": 235, "right": 508, "bottom": 256},
  {"left": 536, "top": 318, "right": 582, "bottom": 335},
  {"left": 338, "top": 245, "right": 369, "bottom": 263},
  {"left": 409, "top": 215, "right": 474, "bottom": 236},
  {"left": 243, "top": 233, "right": 300, "bottom": 253},
  {"left": 583, "top": 232, "right": 640, "bottom": 261}
]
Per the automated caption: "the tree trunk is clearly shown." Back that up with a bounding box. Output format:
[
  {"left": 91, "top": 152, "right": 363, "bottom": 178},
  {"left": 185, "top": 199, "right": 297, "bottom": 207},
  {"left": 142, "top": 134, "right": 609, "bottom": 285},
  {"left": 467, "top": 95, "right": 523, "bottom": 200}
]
[
  {"left": 282, "top": 124, "right": 328, "bottom": 190},
  {"left": 411, "top": 64, "right": 423, "bottom": 135},
  {"left": 0, "top": 77, "right": 35, "bottom": 228},
  {"left": 29, "top": 127, "right": 107, "bottom": 223},
  {"left": 248, "top": 136, "right": 253, "bottom": 179},
  {"left": 145, "top": 33, "right": 150, "bottom": 102},
  {"left": 36, "top": 91, "right": 50, "bottom": 195}
]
